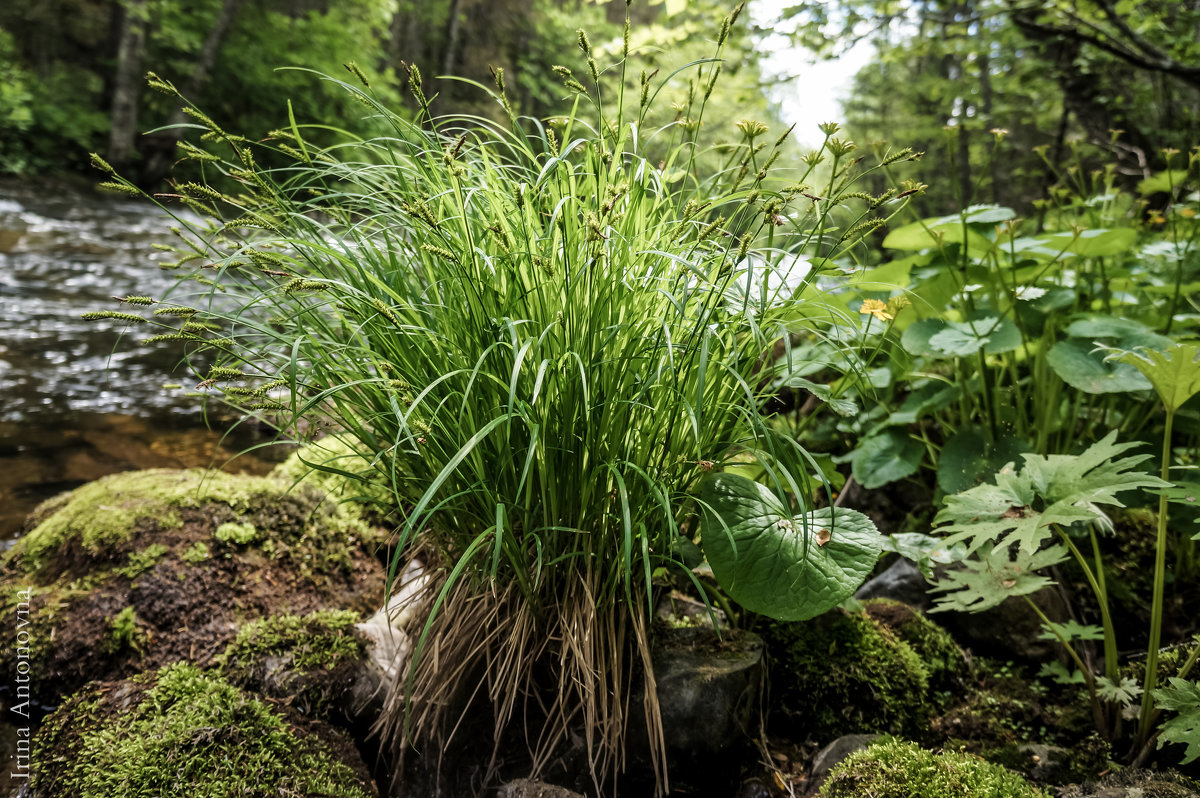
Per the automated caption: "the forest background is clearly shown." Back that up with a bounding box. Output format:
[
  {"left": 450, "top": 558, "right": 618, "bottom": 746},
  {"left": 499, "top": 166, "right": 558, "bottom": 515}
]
[{"left": 3, "top": 0, "right": 1200, "bottom": 218}]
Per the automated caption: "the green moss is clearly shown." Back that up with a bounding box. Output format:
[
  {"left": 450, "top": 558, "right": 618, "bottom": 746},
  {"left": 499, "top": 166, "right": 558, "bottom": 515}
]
[
  {"left": 116, "top": 544, "right": 170, "bottom": 579},
  {"left": 271, "top": 435, "right": 395, "bottom": 511},
  {"left": 4, "top": 468, "right": 378, "bottom": 580},
  {"left": 9, "top": 470, "right": 293, "bottom": 575},
  {"left": 105, "top": 606, "right": 146, "bottom": 655},
  {"left": 32, "top": 663, "right": 373, "bottom": 798},
  {"left": 180, "top": 541, "right": 210, "bottom": 564},
  {"left": 218, "top": 610, "right": 365, "bottom": 715},
  {"left": 214, "top": 521, "right": 258, "bottom": 545},
  {"left": 863, "top": 599, "right": 967, "bottom": 696},
  {"left": 820, "top": 738, "right": 1050, "bottom": 798},
  {"left": 765, "top": 609, "right": 932, "bottom": 739}
]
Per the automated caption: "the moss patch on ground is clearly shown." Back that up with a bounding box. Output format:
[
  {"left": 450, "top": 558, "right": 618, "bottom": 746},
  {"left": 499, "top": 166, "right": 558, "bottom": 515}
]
[
  {"left": 820, "top": 738, "right": 1049, "bottom": 797},
  {"left": 218, "top": 609, "right": 367, "bottom": 717},
  {"left": 32, "top": 662, "right": 376, "bottom": 798},
  {"left": 764, "top": 607, "right": 933, "bottom": 741}
]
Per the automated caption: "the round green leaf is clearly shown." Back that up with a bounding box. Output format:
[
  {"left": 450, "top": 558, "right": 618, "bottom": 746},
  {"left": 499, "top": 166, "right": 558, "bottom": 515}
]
[
  {"left": 1034, "top": 228, "right": 1138, "bottom": 257},
  {"left": 1046, "top": 339, "right": 1152, "bottom": 394},
  {"left": 697, "top": 473, "right": 883, "bottom": 621},
  {"left": 847, "top": 428, "right": 924, "bottom": 489},
  {"left": 901, "top": 318, "right": 950, "bottom": 358}
]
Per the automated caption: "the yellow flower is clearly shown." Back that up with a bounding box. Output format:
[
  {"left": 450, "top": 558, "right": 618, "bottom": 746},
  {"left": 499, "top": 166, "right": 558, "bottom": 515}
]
[
  {"left": 1181, "top": 207, "right": 1197, "bottom": 219},
  {"left": 859, "top": 298, "right": 893, "bottom": 321}
]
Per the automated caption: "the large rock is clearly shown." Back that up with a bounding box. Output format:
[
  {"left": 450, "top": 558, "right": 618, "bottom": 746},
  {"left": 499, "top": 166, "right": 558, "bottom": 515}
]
[
  {"left": 1058, "top": 769, "right": 1200, "bottom": 797},
  {"left": 763, "top": 608, "right": 934, "bottom": 741},
  {"left": 623, "top": 626, "right": 763, "bottom": 795},
  {"left": 29, "top": 662, "right": 377, "bottom": 798},
  {"left": 654, "top": 626, "right": 763, "bottom": 759},
  {"left": 855, "top": 558, "right": 931, "bottom": 610},
  {"left": 0, "top": 467, "right": 387, "bottom": 702}
]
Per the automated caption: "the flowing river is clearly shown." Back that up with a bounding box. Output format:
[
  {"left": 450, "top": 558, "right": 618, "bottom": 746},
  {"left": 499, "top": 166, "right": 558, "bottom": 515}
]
[{"left": 0, "top": 179, "right": 279, "bottom": 542}]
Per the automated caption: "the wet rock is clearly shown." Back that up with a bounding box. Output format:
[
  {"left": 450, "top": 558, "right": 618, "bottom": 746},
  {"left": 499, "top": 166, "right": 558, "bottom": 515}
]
[
  {"left": 31, "top": 662, "right": 377, "bottom": 798},
  {"left": 1059, "top": 768, "right": 1200, "bottom": 797},
  {"left": 804, "top": 734, "right": 881, "bottom": 796},
  {"left": 0, "top": 467, "right": 388, "bottom": 702},
  {"left": 855, "top": 557, "right": 931, "bottom": 610},
  {"left": 496, "top": 779, "right": 586, "bottom": 798}
]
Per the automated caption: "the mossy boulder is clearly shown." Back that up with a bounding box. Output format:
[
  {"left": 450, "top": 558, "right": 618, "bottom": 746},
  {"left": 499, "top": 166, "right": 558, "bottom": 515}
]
[
  {"left": 32, "top": 662, "right": 376, "bottom": 798},
  {"left": 820, "top": 738, "right": 1049, "bottom": 798},
  {"left": 862, "top": 598, "right": 968, "bottom": 695},
  {"left": 217, "top": 609, "right": 370, "bottom": 719},
  {"left": 764, "top": 607, "right": 934, "bottom": 741},
  {"left": 272, "top": 435, "right": 396, "bottom": 514},
  {"left": 0, "top": 468, "right": 387, "bottom": 701}
]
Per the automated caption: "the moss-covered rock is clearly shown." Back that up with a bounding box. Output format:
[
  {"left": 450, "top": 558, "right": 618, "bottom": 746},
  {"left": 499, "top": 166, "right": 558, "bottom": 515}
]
[
  {"left": 764, "top": 608, "right": 932, "bottom": 740},
  {"left": 863, "top": 598, "right": 967, "bottom": 696},
  {"left": 0, "top": 468, "right": 387, "bottom": 701},
  {"left": 32, "top": 662, "right": 376, "bottom": 798},
  {"left": 819, "top": 738, "right": 1049, "bottom": 798},
  {"left": 271, "top": 435, "right": 395, "bottom": 513},
  {"left": 218, "top": 609, "right": 369, "bottom": 718}
]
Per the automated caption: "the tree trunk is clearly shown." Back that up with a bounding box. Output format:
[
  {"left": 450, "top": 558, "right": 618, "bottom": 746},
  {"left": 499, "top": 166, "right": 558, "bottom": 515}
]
[
  {"left": 139, "top": 0, "right": 245, "bottom": 185},
  {"left": 107, "top": 0, "right": 150, "bottom": 169},
  {"left": 440, "top": 0, "right": 464, "bottom": 78}
]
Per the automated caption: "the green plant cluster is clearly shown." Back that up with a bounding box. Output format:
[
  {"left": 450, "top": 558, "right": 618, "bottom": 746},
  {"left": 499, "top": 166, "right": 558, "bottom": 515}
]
[
  {"left": 819, "top": 738, "right": 1049, "bottom": 798},
  {"left": 32, "top": 662, "right": 373, "bottom": 798}
]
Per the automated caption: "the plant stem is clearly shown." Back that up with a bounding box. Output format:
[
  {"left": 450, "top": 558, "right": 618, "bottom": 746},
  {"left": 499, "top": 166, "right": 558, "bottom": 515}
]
[
  {"left": 1024, "top": 594, "right": 1106, "bottom": 734},
  {"left": 1136, "top": 407, "right": 1176, "bottom": 745},
  {"left": 1087, "top": 526, "right": 1119, "bottom": 681}
]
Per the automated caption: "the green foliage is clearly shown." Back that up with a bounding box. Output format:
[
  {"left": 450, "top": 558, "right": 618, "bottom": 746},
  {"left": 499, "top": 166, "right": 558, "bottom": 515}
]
[
  {"left": 96, "top": 7, "right": 903, "bottom": 783},
  {"left": 1154, "top": 677, "right": 1200, "bottom": 764},
  {"left": 820, "top": 738, "right": 1050, "bottom": 798},
  {"left": 697, "top": 472, "right": 882, "bottom": 621},
  {"left": 32, "top": 662, "right": 373, "bottom": 798},
  {"left": 934, "top": 432, "right": 1166, "bottom": 558},
  {"left": 0, "top": 28, "right": 33, "bottom": 173},
  {"left": 1114, "top": 342, "right": 1200, "bottom": 413}
]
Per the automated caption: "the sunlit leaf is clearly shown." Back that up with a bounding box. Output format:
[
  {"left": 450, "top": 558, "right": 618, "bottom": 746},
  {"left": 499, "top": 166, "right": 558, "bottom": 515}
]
[
  {"left": 1113, "top": 342, "right": 1200, "bottom": 412},
  {"left": 697, "top": 473, "right": 883, "bottom": 621}
]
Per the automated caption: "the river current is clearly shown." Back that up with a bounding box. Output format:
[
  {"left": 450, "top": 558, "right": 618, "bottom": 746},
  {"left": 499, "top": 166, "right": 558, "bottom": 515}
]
[{"left": 0, "top": 179, "right": 278, "bottom": 540}]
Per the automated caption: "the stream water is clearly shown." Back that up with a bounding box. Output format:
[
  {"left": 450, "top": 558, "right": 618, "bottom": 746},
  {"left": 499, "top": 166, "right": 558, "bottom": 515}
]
[{"left": 0, "top": 179, "right": 280, "bottom": 543}]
